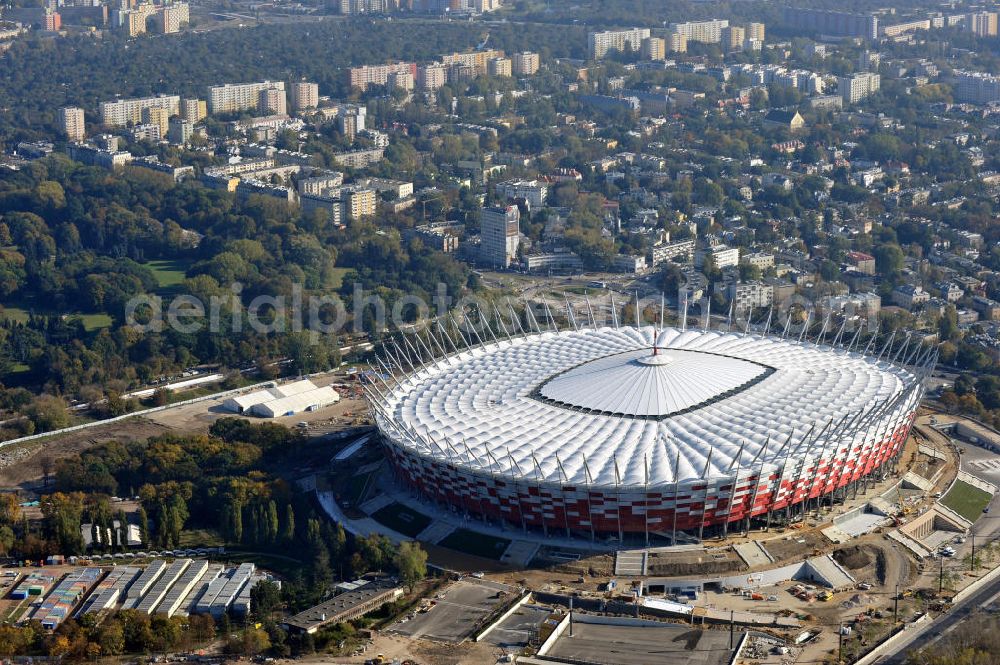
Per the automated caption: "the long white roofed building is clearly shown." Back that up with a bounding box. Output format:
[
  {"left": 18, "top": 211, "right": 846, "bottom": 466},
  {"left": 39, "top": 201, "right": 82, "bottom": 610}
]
[{"left": 366, "top": 320, "right": 933, "bottom": 541}]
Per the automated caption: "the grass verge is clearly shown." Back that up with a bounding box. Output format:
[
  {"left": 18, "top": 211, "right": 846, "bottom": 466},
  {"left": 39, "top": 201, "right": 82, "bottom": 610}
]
[
  {"left": 371, "top": 502, "right": 431, "bottom": 538},
  {"left": 439, "top": 528, "right": 510, "bottom": 560}
]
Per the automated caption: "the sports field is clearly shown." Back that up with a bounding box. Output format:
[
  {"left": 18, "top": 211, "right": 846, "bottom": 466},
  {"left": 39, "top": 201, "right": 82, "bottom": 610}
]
[{"left": 942, "top": 480, "right": 992, "bottom": 523}]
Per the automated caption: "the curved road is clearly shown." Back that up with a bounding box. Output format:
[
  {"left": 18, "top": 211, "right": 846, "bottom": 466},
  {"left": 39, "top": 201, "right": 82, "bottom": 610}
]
[{"left": 876, "top": 571, "right": 1000, "bottom": 665}]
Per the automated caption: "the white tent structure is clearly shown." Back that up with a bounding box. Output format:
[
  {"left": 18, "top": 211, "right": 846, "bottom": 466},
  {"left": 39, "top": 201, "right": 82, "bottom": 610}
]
[
  {"left": 250, "top": 386, "right": 340, "bottom": 418},
  {"left": 224, "top": 380, "right": 339, "bottom": 418}
]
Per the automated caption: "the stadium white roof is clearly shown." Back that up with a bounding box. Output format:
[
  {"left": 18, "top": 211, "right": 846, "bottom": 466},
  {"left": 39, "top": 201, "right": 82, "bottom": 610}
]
[{"left": 375, "top": 326, "right": 922, "bottom": 488}]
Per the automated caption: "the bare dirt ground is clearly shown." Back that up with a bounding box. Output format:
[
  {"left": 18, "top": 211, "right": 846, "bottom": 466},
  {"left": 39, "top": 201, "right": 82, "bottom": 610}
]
[
  {"left": 647, "top": 547, "right": 746, "bottom": 576},
  {"left": 282, "top": 633, "right": 501, "bottom": 665},
  {"left": 0, "top": 375, "right": 369, "bottom": 495},
  {"left": 0, "top": 417, "right": 170, "bottom": 493}
]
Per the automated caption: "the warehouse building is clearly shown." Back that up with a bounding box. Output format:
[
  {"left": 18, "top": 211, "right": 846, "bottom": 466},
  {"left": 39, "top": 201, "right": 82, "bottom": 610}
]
[
  {"left": 194, "top": 563, "right": 255, "bottom": 618},
  {"left": 77, "top": 566, "right": 140, "bottom": 615},
  {"left": 135, "top": 559, "right": 192, "bottom": 614},
  {"left": 124, "top": 559, "right": 166, "bottom": 605},
  {"left": 284, "top": 578, "right": 402, "bottom": 634},
  {"left": 157, "top": 559, "right": 209, "bottom": 617}
]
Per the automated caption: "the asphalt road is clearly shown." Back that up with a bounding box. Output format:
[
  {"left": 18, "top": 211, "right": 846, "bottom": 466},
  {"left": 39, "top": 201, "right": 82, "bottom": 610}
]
[
  {"left": 388, "top": 579, "right": 510, "bottom": 643},
  {"left": 483, "top": 603, "right": 552, "bottom": 649},
  {"left": 877, "top": 570, "right": 1000, "bottom": 664}
]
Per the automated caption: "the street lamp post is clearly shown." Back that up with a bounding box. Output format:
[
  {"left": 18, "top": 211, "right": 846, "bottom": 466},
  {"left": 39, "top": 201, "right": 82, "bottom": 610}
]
[
  {"left": 893, "top": 583, "right": 899, "bottom": 624},
  {"left": 971, "top": 532, "right": 976, "bottom": 572}
]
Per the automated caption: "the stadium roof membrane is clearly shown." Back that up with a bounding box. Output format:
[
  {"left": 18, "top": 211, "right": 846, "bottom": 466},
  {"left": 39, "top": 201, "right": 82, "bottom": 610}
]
[{"left": 380, "top": 326, "right": 918, "bottom": 488}]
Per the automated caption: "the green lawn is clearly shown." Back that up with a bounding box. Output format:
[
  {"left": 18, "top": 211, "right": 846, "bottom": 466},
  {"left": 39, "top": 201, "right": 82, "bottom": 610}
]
[
  {"left": 329, "top": 267, "right": 351, "bottom": 290},
  {"left": 145, "top": 258, "right": 190, "bottom": 291},
  {"left": 69, "top": 313, "right": 113, "bottom": 331},
  {"left": 439, "top": 528, "right": 510, "bottom": 560},
  {"left": 371, "top": 502, "right": 432, "bottom": 538},
  {"left": 941, "top": 480, "right": 993, "bottom": 523},
  {"left": 2, "top": 306, "right": 111, "bottom": 332},
  {"left": 178, "top": 528, "right": 225, "bottom": 549},
  {"left": 0, "top": 306, "right": 29, "bottom": 324}
]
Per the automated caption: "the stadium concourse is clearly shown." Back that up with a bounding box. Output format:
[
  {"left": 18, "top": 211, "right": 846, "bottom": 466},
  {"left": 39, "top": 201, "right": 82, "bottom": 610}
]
[{"left": 365, "top": 318, "right": 935, "bottom": 544}]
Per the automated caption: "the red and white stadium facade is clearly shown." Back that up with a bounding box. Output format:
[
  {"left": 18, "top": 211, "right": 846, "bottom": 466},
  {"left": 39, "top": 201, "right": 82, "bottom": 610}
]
[{"left": 364, "top": 319, "right": 933, "bottom": 541}]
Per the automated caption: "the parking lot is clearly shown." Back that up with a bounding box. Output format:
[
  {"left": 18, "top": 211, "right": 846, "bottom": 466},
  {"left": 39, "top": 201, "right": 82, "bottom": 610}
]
[
  {"left": 482, "top": 603, "right": 554, "bottom": 650},
  {"left": 956, "top": 440, "right": 1000, "bottom": 486},
  {"left": 388, "top": 578, "right": 512, "bottom": 643},
  {"left": 545, "top": 622, "right": 739, "bottom": 665}
]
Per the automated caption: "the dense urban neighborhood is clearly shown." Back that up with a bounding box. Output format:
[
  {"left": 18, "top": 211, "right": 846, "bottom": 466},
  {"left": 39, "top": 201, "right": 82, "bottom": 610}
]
[{"left": 0, "top": 0, "right": 999, "bottom": 664}]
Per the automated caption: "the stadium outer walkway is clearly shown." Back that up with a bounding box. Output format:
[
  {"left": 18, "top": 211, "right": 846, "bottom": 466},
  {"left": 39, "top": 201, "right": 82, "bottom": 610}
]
[{"left": 311, "top": 430, "right": 951, "bottom": 572}]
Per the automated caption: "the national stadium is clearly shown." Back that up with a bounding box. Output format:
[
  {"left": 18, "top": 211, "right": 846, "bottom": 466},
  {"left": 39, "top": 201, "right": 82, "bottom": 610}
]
[{"left": 364, "top": 317, "right": 935, "bottom": 543}]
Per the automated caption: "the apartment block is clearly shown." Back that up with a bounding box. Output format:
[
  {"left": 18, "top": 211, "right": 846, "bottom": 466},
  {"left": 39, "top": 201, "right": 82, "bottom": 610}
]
[
  {"left": 156, "top": 2, "right": 188, "bottom": 33},
  {"left": 289, "top": 82, "right": 319, "bottom": 111},
  {"left": 441, "top": 49, "right": 505, "bottom": 76},
  {"left": 495, "top": 179, "right": 548, "bottom": 207},
  {"left": 341, "top": 187, "right": 377, "bottom": 220},
  {"left": 695, "top": 244, "right": 740, "bottom": 269},
  {"left": 387, "top": 70, "right": 414, "bottom": 91},
  {"left": 967, "top": 11, "right": 998, "bottom": 36},
  {"left": 952, "top": 70, "right": 1000, "bottom": 104},
  {"left": 782, "top": 7, "right": 878, "bottom": 40},
  {"left": 141, "top": 107, "right": 170, "bottom": 137},
  {"left": 331, "top": 147, "right": 384, "bottom": 169},
  {"left": 722, "top": 25, "right": 745, "bottom": 50},
  {"left": 669, "top": 19, "right": 729, "bottom": 44},
  {"left": 417, "top": 64, "right": 448, "bottom": 91},
  {"left": 59, "top": 107, "right": 86, "bottom": 142},
  {"left": 588, "top": 28, "right": 651, "bottom": 59},
  {"left": 880, "top": 19, "right": 930, "bottom": 38},
  {"left": 168, "top": 117, "right": 193, "bottom": 144},
  {"left": 338, "top": 0, "right": 404, "bottom": 13},
  {"left": 512, "top": 51, "right": 539, "bottom": 76},
  {"left": 747, "top": 22, "right": 765, "bottom": 41},
  {"left": 347, "top": 62, "right": 417, "bottom": 91},
  {"left": 43, "top": 8, "right": 61, "bottom": 31},
  {"left": 207, "top": 81, "right": 285, "bottom": 115},
  {"left": 258, "top": 87, "right": 287, "bottom": 116},
  {"left": 641, "top": 37, "right": 666, "bottom": 61},
  {"left": 666, "top": 31, "right": 688, "bottom": 53},
  {"left": 180, "top": 98, "right": 207, "bottom": 122},
  {"left": 120, "top": 3, "right": 157, "bottom": 37},
  {"left": 838, "top": 71, "right": 880, "bottom": 104},
  {"left": 488, "top": 57, "right": 512, "bottom": 78},
  {"left": 741, "top": 251, "right": 774, "bottom": 270},
  {"left": 480, "top": 205, "right": 520, "bottom": 268},
  {"left": 728, "top": 281, "right": 773, "bottom": 313},
  {"left": 99, "top": 94, "right": 180, "bottom": 127}
]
